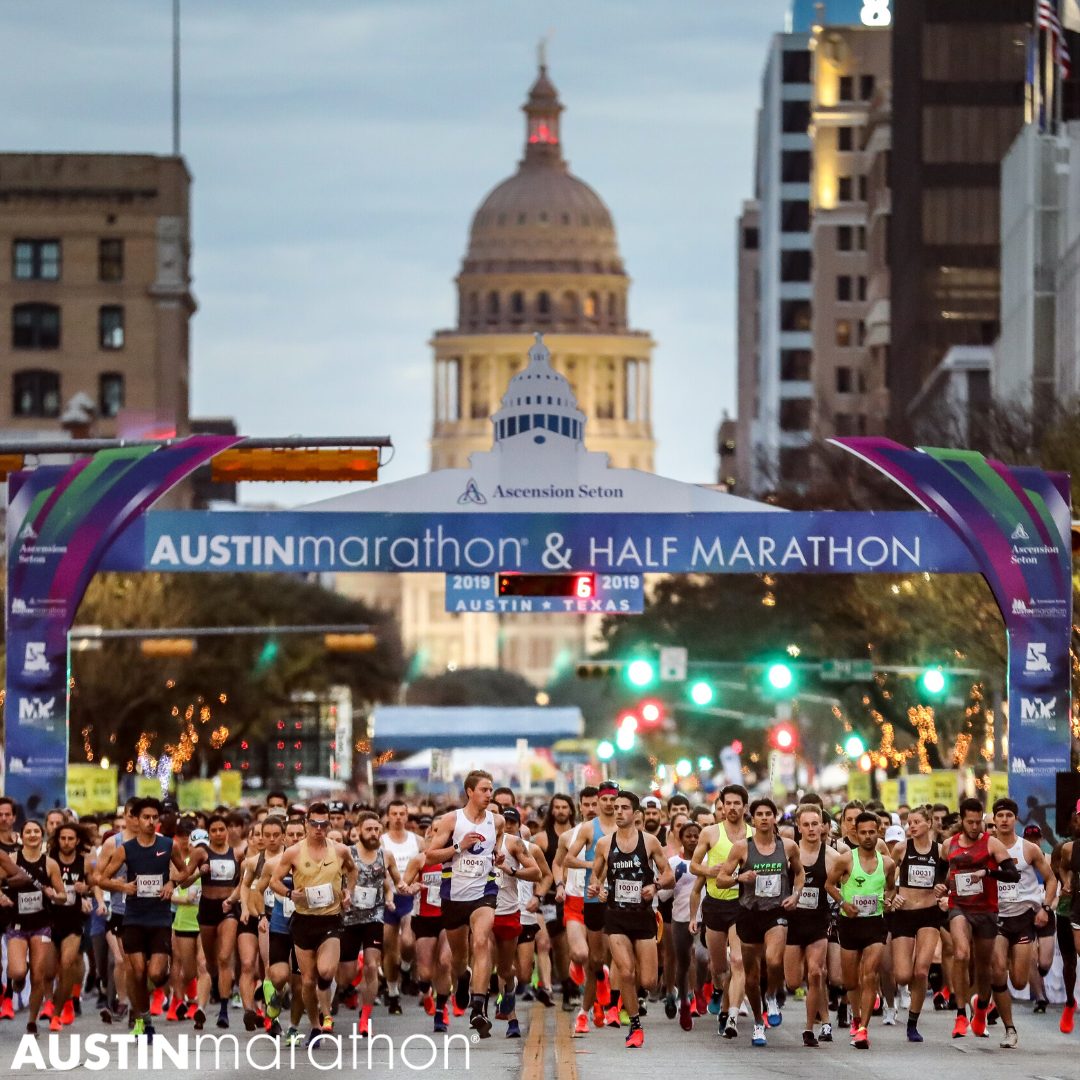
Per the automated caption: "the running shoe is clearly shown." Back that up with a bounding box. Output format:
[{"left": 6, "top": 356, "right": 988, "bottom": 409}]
[
  {"left": 421, "top": 993, "right": 435, "bottom": 1016},
  {"left": 678, "top": 997, "right": 692, "bottom": 1031},
  {"left": 689, "top": 996, "right": 700, "bottom": 1018},
  {"left": 38, "top": 1002, "right": 54, "bottom": 1021},
  {"left": 0, "top": 998, "right": 14, "bottom": 1021},
  {"left": 592, "top": 1002, "right": 605, "bottom": 1028},
  {"left": 853, "top": 1025, "right": 869, "bottom": 1049},
  {"left": 535, "top": 986, "right": 555, "bottom": 1008},
  {"left": 605, "top": 1006, "right": 621, "bottom": 1028},
  {"left": 60, "top": 1000, "right": 75, "bottom": 1026},
  {"left": 506, "top": 1019, "right": 521, "bottom": 1038},
  {"left": 765, "top": 995, "right": 782, "bottom": 1027},
  {"left": 802, "top": 1029, "right": 818, "bottom": 1047},
  {"left": 569, "top": 961, "right": 586, "bottom": 987},
  {"left": 836, "top": 1002, "right": 849, "bottom": 1026},
  {"left": 751, "top": 1022, "right": 767, "bottom": 1046},
  {"left": 573, "top": 1010, "right": 589, "bottom": 1037},
  {"left": 433, "top": 1009, "right": 448, "bottom": 1034},
  {"left": 971, "top": 1002, "right": 989, "bottom": 1038},
  {"left": 244, "top": 1009, "right": 259, "bottom": 1031},
  {"left": 150, "top": 988, "right": 166, "bottom": 1016},
  {"left": 193, "top": 1008, "right": 206, "bottom": 1032},
  {"left": 306, "top": 1028, "right": 322, "bottom": 1048},
  {"left": 596, "top": 967, "right": 612, "bottom": 1007},
  {"left": 320, "top": 1013, "right": 334, "bottom": 1033},
  {"left": 25, "top": 1021, "right": 38, "bottom": 1037},
  {"left": 882, "top": 1007, "right": 897, "bottom": 1026},
  {"left": 132, "top": 1017, "right": 145, "bottom": 1037},
  {"left": 166, "top": 998, "right": 182, "bottom": 1022},
  {"left": 469, "top": 1010, "right": 492, "bottom": 1039},
  {"left": 951, "top": 1014, "right": 968, "bottom": 1038},
  {"left": 1062, "top": 1002, "right": 1076, "bottom": 1033},
  {"left": 49, "top": 1016, "right": 62, "bottom": 1033},
  {"left": 387, "top": 995, "right": 402, "bottom": 1016},
  {"left": 284, "top": 1026, "right": 301, "bottom": 1045},
  {"left": 906, "top": 1025, "right": 923, "bottom": 1043},
  {"left": 358, "top": 1015, "right": 370, "bottom": 1039},
  {"left": 665, "top": 993, "right": 677, "bottom": 1020},
  {"left": 216, "top": 1007, "right": 229, "bottom": 1029},
  {"left": 625, "top": 1027, "right": 644, "bottom": 1048},
  {"left": 707, "top": 988, "right": 723, "bottom": 1016},
  {"left": 723, "top": 1012, "right": 739, "bottom": 1039},
  {"left": 999, "top": 1027, "right": 1018, "bottom": 1049},
  {"left": 454, "top": 971, "right": 471, "bottom": 1012},
  {"left": 819, "top": 1022, "right": 833, "bottom": 1042},
  {"left": 1034, "top": 999, "right": 1049, "bottom": 1015},
  {"left": 899, "top": 986, "right": 911, "bottom": 1009},
  {"left": 263, "top": 980, "right": 281, "bottom": 1019},
  {"left": 619, "top": 1007, "right": 631, "bottom": 1026}
]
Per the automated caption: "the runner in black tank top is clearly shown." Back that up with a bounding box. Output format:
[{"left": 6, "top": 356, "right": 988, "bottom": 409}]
[{"left": 47, "top": 823, "right": 93, "bottom": 1029}]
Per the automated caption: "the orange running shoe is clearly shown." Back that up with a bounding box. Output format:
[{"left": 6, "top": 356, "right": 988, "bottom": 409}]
[
  {"left": 853, "top": 1026, "right": 869, "bottom": 1050},
  {"left": 38, "top": 1002, "right": 54, "bottom": 1021},
  {"left": 150, "top": 988, "right": 165, "bottom": 1016},
  {"left": 625, "top": 1027, "right": 644, "bottom": 1048},
  {"left": 0, "top": 998, "right": 14, "bottom": 1021},
  {"left": 421, "top": 993, "right": 435, "bottom": 1016},
  {"left": 604, "top": 1006, "right": 621, "bottom": 1028},
  {"left": 1062, "top": 1003, "right": 1076, "bottom": 1034},
  {"left": 60, "top": 1000, "right": 75, "bottom": 1026},
  {"left": 592, "top": 1002, "right": 605, "bottom": 1028},
  {"left": 451, "top": 999, "right": 466, "bottom": 1017},
  {"left": 596, "top": 967, "right": 611, "bottom": 1007},
  {"left": 573, "top": 1010, "right": 589, "bottom": 1037},
  {"left": 569, "top": 962, "right": 586, "bottom": 987},
  {"left": 952, "top": 1013, "right": 968, "bottom": 1038},
  {"left": 971, "top": 1002, "right": 988, "bottom": 1038},
  {"left": 49, "top": 1016, "right": 63, "bottom": 1033},
  {"left": 358, "top": 1015, "right": 370, "bottom": 1038}
]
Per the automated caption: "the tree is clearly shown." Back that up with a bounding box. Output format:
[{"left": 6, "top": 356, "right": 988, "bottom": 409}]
[{"left": 406, "top": 668, "right": 537, "bottom": 707}]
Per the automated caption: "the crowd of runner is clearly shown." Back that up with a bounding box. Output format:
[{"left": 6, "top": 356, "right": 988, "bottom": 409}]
[{"left": 0, "top": 773, "right": 1076, "bottom": 1052}]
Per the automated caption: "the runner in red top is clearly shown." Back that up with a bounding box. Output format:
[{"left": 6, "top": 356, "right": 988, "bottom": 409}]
[{"left": 945, "top": 798, "right": 1019, "bottom": 1040}]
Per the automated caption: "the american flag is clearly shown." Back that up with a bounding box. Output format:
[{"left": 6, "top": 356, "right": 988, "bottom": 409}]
[{"left": 1038, "top": 0, "right": 1073, "bottom": 77}]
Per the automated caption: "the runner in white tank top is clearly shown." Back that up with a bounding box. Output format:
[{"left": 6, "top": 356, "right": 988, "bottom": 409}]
[{"left": 379, "top": 800, "right": 422, "bottom": 1016}]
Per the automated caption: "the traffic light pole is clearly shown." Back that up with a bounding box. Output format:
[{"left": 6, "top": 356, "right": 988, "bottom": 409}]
[{"left": 69, "top": 624, "right": 374, "bottom": 641}]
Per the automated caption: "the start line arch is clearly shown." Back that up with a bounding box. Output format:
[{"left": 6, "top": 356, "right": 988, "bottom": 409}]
[{"left": 5, "top": 336, "right": 1072, "bottom": 820}]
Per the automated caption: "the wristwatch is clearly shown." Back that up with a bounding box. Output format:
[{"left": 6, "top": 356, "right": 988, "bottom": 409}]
[{"left": 453, "top": 841, "right": 460, "bottom": 854}]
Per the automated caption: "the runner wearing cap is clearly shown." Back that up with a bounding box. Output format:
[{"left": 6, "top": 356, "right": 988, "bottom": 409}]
[
  {"left": 589, "top": 791, "right": 674, "bottom": 1048},
  {"left": 991, "top": 797, "right": 1056, "bottom": 1049},
  {"left": 424, "top": 770, "right": 506, "bottom": 1039},
  {"left": 944, "top": 797, "right": 1020, "bottom": 1041},
  {"left": 564, "top": 780, "right": 619, "bottom": 1032}
]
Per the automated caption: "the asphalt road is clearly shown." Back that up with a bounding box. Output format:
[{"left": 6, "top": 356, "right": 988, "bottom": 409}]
[{"left": 0, "top": 998, "right": 1073, "bottom": 1079}]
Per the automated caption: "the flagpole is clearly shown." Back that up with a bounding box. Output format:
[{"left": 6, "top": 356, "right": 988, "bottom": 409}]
[{"left": 172, "top": 0, "right": 181, "bottom": 157}]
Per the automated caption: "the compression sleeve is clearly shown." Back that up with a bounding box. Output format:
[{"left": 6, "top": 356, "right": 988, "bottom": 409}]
[{"left": 988, "top": 858, "right": 1020, "bottom": 883}]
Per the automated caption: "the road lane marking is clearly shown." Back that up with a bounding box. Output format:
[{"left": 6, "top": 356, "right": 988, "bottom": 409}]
[{"left": 520, "top": 1002, "right": 547, "bottom": 1080}]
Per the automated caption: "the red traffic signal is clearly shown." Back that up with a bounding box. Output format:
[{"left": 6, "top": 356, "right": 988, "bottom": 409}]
[
  {"left": 768, "top": 722, "right": 797, "bottom": 752},
  {"left": 638, "top": 699, "right": 665, "bottom": 730}
]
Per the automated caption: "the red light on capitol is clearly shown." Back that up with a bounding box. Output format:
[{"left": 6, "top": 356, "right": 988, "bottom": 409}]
[{"left": 574, "top": 574, "right": 593, "bottom": 599}]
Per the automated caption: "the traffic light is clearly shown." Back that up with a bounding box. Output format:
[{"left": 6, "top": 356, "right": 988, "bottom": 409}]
[
  {"left": 768, "top": 721, "right": 798, "bottom": 752},
  {"left": 920, "top": 666, "right": 946, "bottom": 696},
  {"left": 843, "top": 733, "right": 867, "bottom": 758},
  {"left": 140, "top": 638, "right": 196, "bottom": 658},
  {"left": 689, "top": 679, "right": 715, "bottom": 706},
  {"left": 324, "top": 633, "right": 377, "bottom": 653},
  {"left": 639, "top": 700, "right": 664, "bottom": 730},
  {"left": 625, "top": 658, "right": 656, "bottom": 688},
  {"left": 575, "top": 662, "right": 619, "bottom": 679},
  {"left": 616, "top": 725, "right": 636, "bottom": 752},
  {"left": 211, "top": 448, "right": 379, "bottom": 483},
  {"left": 597, "top": 740, "right": 615, "bottom": 761},
  {"left": 766, "top": 662, "right": 794, "bottom": 692},
  {"left": 255, "top": 638, "right": 280, "bottom": 675}
]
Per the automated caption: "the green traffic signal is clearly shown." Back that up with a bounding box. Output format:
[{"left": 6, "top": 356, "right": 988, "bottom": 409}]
[
  {"left": 843, "top": 733, "right": 866, "bottom": 758},
  {"left": 766, "top": 662, "right": 794, "bottom": 691},
  {"left": 597, "top": 740, "right": 615, "bottom": 761},
  {"left": 626, "top": 658, "right": 656, "bottom": 688},
  {"left": 689, "top": 679, "right": 714, "bottom": 706},
  {"left": 920, "top": 667, "right": 946, "bottom": 696}
]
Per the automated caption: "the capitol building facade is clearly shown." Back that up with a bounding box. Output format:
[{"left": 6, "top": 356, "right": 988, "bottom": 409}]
[{"left": 340, "top": 62, "right": 656, "bottom": 687}]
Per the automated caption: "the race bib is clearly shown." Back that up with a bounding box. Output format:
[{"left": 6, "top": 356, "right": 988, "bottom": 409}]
[
  {"left": 614, "top": 879, "right": 642, "bottom": 904},
  {"left": 797, "top": 886, "right": 819, "bottom": 910},
  {"left": 136, "top": 874, "right": 163, "bottom": 899},
  {"left": 996, "top": 881, "right": 1019, "bottom": 903},
  {"left": 64, "top": 884, "right": 77, "bottom": 906},
  {"left": 422, "top": 871, "right": 442, "bottom": 906},
  {"left": 282, "top": 896, "right": 296, "bottom": 918},
  {"left": 458, "top": 854, "right": 487, "bottom": 879},
  {"left": 353, "top": 885, "right": 378, "bottom": 909},
  {"left": 188, "top": 882, "right": 201, "bottom": 903},
  {"left": 906, "top": 864, "right": 935, "bottom": 889},
  {"left": 540, "top": 903, "right": 557, "bottom": 922},
  {"left": 17, "top": 891, "right": 42, "bottom": 915},
  {"left": 304, "top": 883, "right": 334, "bottom": 909},
  {"left": 209, "top": 858, "right": 234, "bottom": 882},
  {"left": 754, "top": 872, "right": 781, "bottom": 898},
  {"left": 954, "top": 871, "right": 982, "bottom": 897},
  {"left": 566, "top": 868, "right": 585, "bottom": 895},
  {"left": 263, "top": 887, "right": 276, "bottom": 909},
  {"left": 852, "top": 893, "right": 879, "bottom": 916}
]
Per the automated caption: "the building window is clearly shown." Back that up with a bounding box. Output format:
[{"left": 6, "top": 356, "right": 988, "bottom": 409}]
[
  {"left": 780, "top": 250, "right": 812, "bottom": 282},
  {"left": 99, "top": 372, "right": 125, "bottom": 418},
  {"left": 537, "top": 291, "right": 551, "bottom": 317},
  {"left": 583, "top": 292, "right": 599, "bottom": 320},
  {"left": 858, "top": 175, "right": 868, "bottom": 201},
  {"left": 743, "top": 226, "right": 759, "bottom": 250},
  {"left": 835, "top": 366, "right": 853, "bottom": 393},
  {"left": 12, "top": 370, "right": 60, "bottom": 418},
  {"left": 98, "top": 239, "right": 124, "bottom": 282},
  {"left": 486, "top": 291, "right": 500, "bottom": 319},
  {"left": 838, "top": 176, "right": 853, "bottom": 202},
  {"left": 779, "top": 399, "right": 812, "bottom": 432},
  {"left": 836, "top": 319, "right": 853, "bottom": 347},
  {"left": 781, "top": 350, "right": 812, "bottom": 381},
  {"left": 837, "top": 225, "right": 854, "bottom": 251},
  {"left": 12, "top": 239, "right": 60, "bottom": 281},
  {"left": 839, "top": 76, "right": 854, "bottom": 101},
  {"left": 782, "top": 50, "right": 812, "bottom": 83},
  {"left": 781, "top": 150, "right": 811, "bottom": 182},
  {"left": 562, "top": 292, "right": 579, "bottom": 320},
  {"left": 857, "top": 276, "right": 868, "bottom": 301},
  {"left": 837, "top": 275, "right": 852, "bottom": 301},
  {"left": 99, "top": 305, "right": 124, "bottom": 349},
  {"left": 624, "top": 358, "right": 640, "bottom": 421},
  {"left": 436, "top": 357, "right": 461, "bottom": 422},
  {"left": 780, "top": 300, "right": 812, "bottom": 332},
  {"left": 781, "top": 100, "right": 811, "bottom": 133},
  {"left": 860, "top": 75, "right": 875, "bottom": 101},
  {"left": 838, "top": 127, "right": 854, "bottom": 152},
  {"left": 856, "top": 225, "right": 867, "bottom": 250},
  {"left": 13, "top": 303, "right": 60, "bottom": 349},
  {"left": 607, "top": 293, "right": 617, "bottom": 319},
  {"left": 780, "top": 200, "right": 810, "bottom": 232}
]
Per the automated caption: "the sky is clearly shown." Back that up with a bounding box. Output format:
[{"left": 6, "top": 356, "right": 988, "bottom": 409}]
[{"left": 1, "top": 0, "right": 791, "bottom": 502}]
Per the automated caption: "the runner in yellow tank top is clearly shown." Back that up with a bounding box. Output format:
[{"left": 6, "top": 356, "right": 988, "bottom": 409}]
[{"left": 689, "top": 784, "right": 753, "bottom": 1035}]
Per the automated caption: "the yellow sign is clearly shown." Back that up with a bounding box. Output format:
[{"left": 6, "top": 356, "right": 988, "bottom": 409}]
[
  {"left": 218, "top": 772, "right": 242, "bottom": 807},
  {"left": 178, "top": 779, "right": 215, "bottom": 811},
  {"left": 988, "top": 772, "right": 1008, "bottom": 803},
  {"left": 930, "top": 771, "right": 958, "bottom": 807},
  {"left": 879, "top": 779, "right": 900, "bottom": 811},
  {"left": 135, "top": 777, "right": 169, "bottom": 800},
  {"left": 847, "top": 772, "right": 871, "bottom": 803},
  {"left": 905, "top": 774, "right": 932, "bottom": 806},
  {"left": 66, "top": 765, "right": 118, "bottom": 817}
]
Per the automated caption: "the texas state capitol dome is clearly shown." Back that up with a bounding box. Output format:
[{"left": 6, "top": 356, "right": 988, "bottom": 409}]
[{"left": 346, "top": 62, "right": 656, "bottom": 689}]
